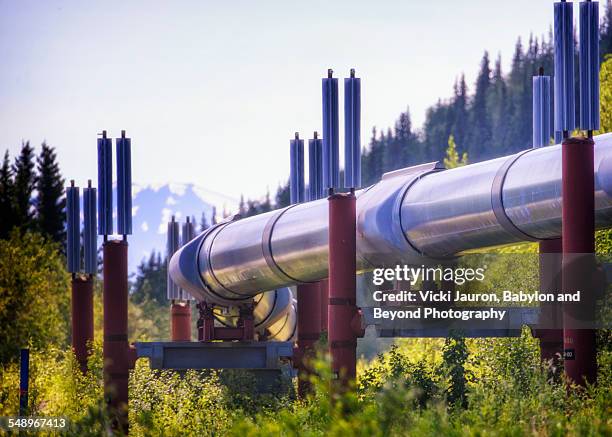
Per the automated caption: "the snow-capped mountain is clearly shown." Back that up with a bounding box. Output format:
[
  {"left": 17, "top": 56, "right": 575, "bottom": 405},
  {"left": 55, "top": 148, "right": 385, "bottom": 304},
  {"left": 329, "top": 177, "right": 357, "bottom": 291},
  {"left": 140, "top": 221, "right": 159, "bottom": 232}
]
[{"left": 125, "top": 183, "right": 238, "bottom": 272}]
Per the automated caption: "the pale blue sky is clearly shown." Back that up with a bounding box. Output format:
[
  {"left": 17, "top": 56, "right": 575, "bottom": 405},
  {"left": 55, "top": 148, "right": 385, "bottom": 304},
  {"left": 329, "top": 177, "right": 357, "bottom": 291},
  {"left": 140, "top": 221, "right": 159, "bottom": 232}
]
[{"left": 0, "top": 1, "right": 600, "bottom": 199}]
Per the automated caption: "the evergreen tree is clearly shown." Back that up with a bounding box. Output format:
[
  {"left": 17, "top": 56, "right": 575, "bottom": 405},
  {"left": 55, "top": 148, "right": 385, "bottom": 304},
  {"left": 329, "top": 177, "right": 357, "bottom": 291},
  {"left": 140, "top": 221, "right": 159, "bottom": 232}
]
[
  {"left": 12, "top": 141, "right": 36, "bottom": 231},
  {"left": 394, "top": 109, "right": 417, "bottom": 166},
  {"left": 423, "top": 100, "right": 453, "bottom": 163},
  {"left": 238, "top": 195, "right": 246, "bottom": 216},
  {"left": 200, "top": 211, "right": 210, "bottom": 232},
  {"left": 131, "top": 250, "right": 167, "bottom": 305},
  {"left": 468, "top": 51, "right": 493, "bottom": 158},
  {"left": 451, "top": 75, "right": 468, "bottom": 148},
  {"left": 35, "top": 142, "right": 65, "bottom": 244},
  {"left": 489, "top": 54, "right": 509, "bottom": 153},
  {"left": 601, "top": 0, "right": 612, "bottom": 59},
  {"left": 0, "top": 151, "right": 15, "bottom": 239},
  {"left": 261, "top": 189, "right": 272, "bottom": 212},
  {"left": 275, "top": 181, "right": 290, "bottom": 208},
  {"left": 211, "top": 206, "right": 218, "bottom": 225},
  {"left": 362, "top": 127, "right": 379, "bottom": 185}
]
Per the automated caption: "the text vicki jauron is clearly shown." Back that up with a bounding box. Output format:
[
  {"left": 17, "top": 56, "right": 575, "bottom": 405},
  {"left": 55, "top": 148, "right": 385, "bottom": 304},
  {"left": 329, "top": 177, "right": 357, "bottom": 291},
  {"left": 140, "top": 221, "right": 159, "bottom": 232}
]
[
  {"left": 370, "top": 290, "right": 582, "bottom": 322},
  {"left": 369, "top": 264, "right": 583, "bottom": 322},
  {"left": 371, "top": 289, "right": 582, "bottom": 305}
]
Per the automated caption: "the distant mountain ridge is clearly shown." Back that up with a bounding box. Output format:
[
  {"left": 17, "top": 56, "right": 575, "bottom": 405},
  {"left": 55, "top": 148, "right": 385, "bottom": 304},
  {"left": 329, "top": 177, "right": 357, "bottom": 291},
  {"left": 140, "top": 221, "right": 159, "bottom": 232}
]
[{"left": 125, "top": 183, "right": 238, "bottom": 272}]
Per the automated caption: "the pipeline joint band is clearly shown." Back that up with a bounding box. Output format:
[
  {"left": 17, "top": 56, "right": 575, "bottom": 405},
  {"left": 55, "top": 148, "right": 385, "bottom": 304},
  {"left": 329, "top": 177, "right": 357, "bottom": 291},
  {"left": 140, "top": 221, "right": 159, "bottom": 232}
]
[
  {"left": 299, "top": 333, "right": 321, "bottom": 341},
  {"left": 262, "top": 205, "right": 308, "bottom": 285},
  {"left": 395, "top": 164, "right": 446, "bottom": 257},
  {"left": 330, "top": 340, "right": 357, "bottom": 349},
  {"left": 491, "top": 150, "right": 539, "bottom": 242},
  {"left": 104, "top": 334, "right": 128, "bottom": 342},
  {"left": 106, "top": 372, "right": 129, "bottom": 379},
  {"left": 329, "top": 297, "right": 356, "bottom": 306}
]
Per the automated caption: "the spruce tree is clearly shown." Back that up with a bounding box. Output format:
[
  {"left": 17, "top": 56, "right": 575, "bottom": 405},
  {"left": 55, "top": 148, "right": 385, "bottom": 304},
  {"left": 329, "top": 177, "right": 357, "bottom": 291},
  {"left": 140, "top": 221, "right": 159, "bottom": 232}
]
[
  {"left": 238, "top": 195, "right": 246, "bottom": 216},
  {"left": 35, "top": 142, "right": 65, "bottom": 244},
  {"left": 392, "top": 109, "right": 416, "bottom": 168},
  {"left": 274, "top": 183, "right": 290, "bottom": 208},
  {"left": 211, "top": 206, "right": 218, "bottom": 224},
  {"left": 200, "top": 211, "right": 210, "bottom": 232},
  {"left": 490, "top": 55, "right": 510, "bottom": 154},
  {"left": 0, "top": 150, "right": 15, "bottom": 239},
  {"left": 469, "top": 51, "right": 493, "bottom": 159},
  {"left": 261, "top": 189, "right": 272, "bottom": 212},
  {"left": 451, "top": 75, "right": 468, "bottom": 148},
  {"left": 12, "top": 141, "right": 37, "bottom": 231}
]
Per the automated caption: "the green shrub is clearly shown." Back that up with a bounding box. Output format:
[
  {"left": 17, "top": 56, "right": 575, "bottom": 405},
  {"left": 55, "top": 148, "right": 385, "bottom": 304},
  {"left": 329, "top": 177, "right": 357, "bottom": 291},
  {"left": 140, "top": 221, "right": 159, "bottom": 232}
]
[{"left": 0, "top": 230, "right": 70, "bottom": 364}]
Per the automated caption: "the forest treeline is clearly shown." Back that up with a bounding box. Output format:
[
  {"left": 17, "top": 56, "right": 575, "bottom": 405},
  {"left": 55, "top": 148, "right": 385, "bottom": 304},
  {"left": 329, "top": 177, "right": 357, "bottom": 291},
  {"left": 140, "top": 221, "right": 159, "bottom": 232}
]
[
  {"left": 360, "top": 2, "right": 612, "bottom": 186},
  {"left": 0, "top": 142, "right": 65, "bottom": 243}
]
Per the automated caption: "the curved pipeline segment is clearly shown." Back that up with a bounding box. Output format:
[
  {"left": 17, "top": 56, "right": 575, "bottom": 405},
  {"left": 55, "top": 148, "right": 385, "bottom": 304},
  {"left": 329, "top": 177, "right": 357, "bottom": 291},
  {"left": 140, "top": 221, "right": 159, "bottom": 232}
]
[{"left": 171, "top": 133, "right": 612, "bottom": 333}]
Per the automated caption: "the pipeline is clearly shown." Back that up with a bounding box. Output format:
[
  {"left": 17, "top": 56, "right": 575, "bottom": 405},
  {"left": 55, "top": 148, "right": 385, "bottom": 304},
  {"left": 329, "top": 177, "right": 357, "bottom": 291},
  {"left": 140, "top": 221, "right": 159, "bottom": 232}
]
[{"left": 170, "top": 133, "right": 612, "bottom": 340}]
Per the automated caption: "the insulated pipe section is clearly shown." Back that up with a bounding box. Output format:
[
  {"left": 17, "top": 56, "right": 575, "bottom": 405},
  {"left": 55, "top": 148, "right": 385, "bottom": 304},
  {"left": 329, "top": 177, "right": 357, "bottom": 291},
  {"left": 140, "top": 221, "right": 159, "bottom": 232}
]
[
  {"left": 403, "top": 133, "right": 612, "bottom": 256},
  {"left": 171, "top": 134, "right": 612, "bottom": 301}
]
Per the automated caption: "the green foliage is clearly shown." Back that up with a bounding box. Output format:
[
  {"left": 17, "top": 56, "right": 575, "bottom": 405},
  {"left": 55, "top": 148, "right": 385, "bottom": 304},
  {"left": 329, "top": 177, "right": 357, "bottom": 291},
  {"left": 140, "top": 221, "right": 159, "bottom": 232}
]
[
  {"left": 233, "top": 340, "right": 611, "bottom": 436},
  {"left": 130, "top": 362, "right": 232, "bottom": 436},
  {"left": 0, "top": 335, "right": 610, "bottom": 436},
  {"left": 441, "top": 332, "right": 469, "bottom": 408},
  {"left": 359, "top": 345, "right": 440, "bottom": 409},
  {"left": 0, "top": 230, "right": 70, "bottom": 364},
  {"left": 598, "top": 55, "right": 612, "bottom": 135},
  {"left": 0, "top": 341, "right": 111, "bottom": 435},
  {"left": 443, "top": 135, "right": 468, "bottom": 169}
]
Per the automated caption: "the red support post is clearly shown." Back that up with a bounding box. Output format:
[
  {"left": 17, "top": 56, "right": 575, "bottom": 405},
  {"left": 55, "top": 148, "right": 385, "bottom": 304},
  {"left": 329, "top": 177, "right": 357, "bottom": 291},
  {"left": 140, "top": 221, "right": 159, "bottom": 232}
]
[
  {"left": 171, "top": 301, "right": 192, "bottom": 341},
  {"left": 71, "top": 275, "right": 94, "bottom": 373},
  {"left": 296, "top": 282, "right": 322, "bottom": 396},
  {"left": 103, "top": 240, "right": 130, "bottom": 433},
  {"left": 562, "top": 136, "right": 597, "bottom": 386},
  {"left": 328, "top": 192, "right": 358, "bottom": 386},
  {"left": 536, "top": 239, "right": 563, "bottom": 365}
]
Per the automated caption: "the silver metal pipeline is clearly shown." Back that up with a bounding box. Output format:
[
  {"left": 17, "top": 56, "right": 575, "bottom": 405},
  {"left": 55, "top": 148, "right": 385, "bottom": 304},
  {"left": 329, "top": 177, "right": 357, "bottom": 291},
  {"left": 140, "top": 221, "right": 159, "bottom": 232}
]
[{"left": 171, "top": 133, "right": 612, "bottom": 340}]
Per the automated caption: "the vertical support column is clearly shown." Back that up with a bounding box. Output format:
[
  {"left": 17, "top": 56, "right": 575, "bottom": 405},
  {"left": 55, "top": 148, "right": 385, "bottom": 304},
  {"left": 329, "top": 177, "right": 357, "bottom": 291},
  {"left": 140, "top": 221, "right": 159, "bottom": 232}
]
[
  {"left": 536, "top": 239, "right": 563, "bottom": 365},
  {"left": 297, "top": 282, "right": 322, "bottom": 396},
  {"left": 328, "top": 192, "right": 357, "bottom": 386},
  {"left": 197, "top": 302, "right": 215, "bottom": 341},
  {"left": 72, "top": 275, "right": 94, "bottom": 372},
  {"left": 239, "top": 305, "right": 255, "bottom": 340},
  {"left": 171, "top": 302, "right": 192, "bottom": 341},
  {"left": 562, "top": 136, "right": 597, "bottom": 386},
  {"left": 103, "top": 240, "right": 129, "bottom": 433}
]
